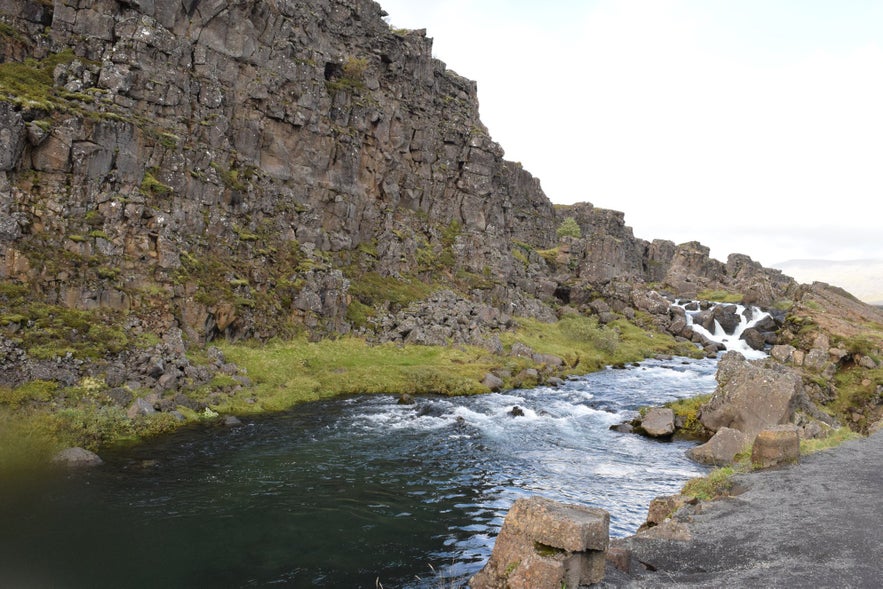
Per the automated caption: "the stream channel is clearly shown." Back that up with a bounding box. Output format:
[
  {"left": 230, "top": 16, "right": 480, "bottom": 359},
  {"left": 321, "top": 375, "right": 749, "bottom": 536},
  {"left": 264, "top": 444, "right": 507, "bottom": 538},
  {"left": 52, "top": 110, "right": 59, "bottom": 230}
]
[{"left": 0, "top": 304, "right": 768, "bottom": 588}]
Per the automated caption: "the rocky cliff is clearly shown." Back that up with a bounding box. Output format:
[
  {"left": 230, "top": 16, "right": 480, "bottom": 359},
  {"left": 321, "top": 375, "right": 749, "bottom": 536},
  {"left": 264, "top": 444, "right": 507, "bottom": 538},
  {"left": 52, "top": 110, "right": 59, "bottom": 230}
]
[{"left": 0, "top": 0, "right": 799, "bottom": 353}]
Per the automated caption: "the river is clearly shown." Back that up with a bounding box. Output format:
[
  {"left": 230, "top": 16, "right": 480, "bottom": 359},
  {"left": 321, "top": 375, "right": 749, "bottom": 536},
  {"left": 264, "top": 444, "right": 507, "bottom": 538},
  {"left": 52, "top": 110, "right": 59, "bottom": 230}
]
[{"left": 0, "top": 356, "right": 720, "bottom": 588}]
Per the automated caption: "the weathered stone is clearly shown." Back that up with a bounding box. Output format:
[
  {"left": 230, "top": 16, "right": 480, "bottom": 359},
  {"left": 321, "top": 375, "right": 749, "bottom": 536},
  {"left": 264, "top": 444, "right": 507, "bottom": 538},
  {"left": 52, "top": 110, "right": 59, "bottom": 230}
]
[
  {"left": 640, "top": 407, "right": 675, "bottom": 438},
  {"left": 643, "top": 495, "right": 690, "bottom": 528},
  {"left": 51, "top": 447, "right": 103, "bottom": 467},
  {"left": 636, "top": 519, "right": 692, "bottom": 541},
  {"left": 751, "top": 424, "right": 800, "bottom": 468},
  {"left": 610, "top": 422, "right": 634, "bottom": 434},
  {"left": 770, "top": 344, "right": 796, "bottom": 363},
  {"left": 482, "top": 373, "right": 504, "bottom": 392},
  {"left": 686, "top": 427, "right": 751, "bottom": 465},
  {"left": 471, "top": 496, "right": 609, "bottom": 589},
  {"left": 0, "top": 103, "right": 25, "bottom": 171},
  {"left": 804, "top": 349, "right": 830, "bottom": 372},
  {"left": 127, "top": 397, "right": 157, "bottom": 419},
  {"left": 740, "top": 327, "right": 766, "bottom": 351},
  {"left": 533, "top": 353, "right": 564, "bottom": 368},
  {"left": 859, "top": 355, "right": 878, "bottom": 369},
  {"left": 700, "top": 352, "right": 803, "bottom": 438}
]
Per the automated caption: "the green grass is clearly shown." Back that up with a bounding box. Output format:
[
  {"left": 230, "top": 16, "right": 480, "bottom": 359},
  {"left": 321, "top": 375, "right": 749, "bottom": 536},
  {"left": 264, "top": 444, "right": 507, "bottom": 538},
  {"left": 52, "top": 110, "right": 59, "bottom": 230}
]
[
  {"left": 215, "top": 337, "right": 496, "bottom": 412},
  {"left": 501, "top": 315, "right": 701, "bottom": 374},
  {"left": 1, "top": 282, "right": 130, "bottom": 359},
  {"left": 665, "top": 393, "right": 712, "bottom": 438},
  {"left": 800, "top": 427, "right": 861, "bottom": 454},
  {"left": 347, "top": 272, "right": 436, "bottom": 309},
  {"left": 0, "top": 49, "right": 78, "bottom": 109},
  {"left": 681, "top": 466, "right": 738, "bottom": 501},
  {"left": 696, "top": 289, "right": 743, "bottom": 304},
  {"left": 828, "top": 365, "right": 883, "bottom": 432}
]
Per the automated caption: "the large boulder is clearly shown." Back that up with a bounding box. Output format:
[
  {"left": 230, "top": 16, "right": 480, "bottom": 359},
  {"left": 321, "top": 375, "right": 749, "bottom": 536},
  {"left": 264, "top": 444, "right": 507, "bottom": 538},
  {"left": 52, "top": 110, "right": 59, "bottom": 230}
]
[
  {"left": 686, "top": 427, "right": 751, "bottom": 465},
  {"left": 471, "top": 496, "right": 609, "bottom": 589},
  {"left": 699, "top": 352, "right": 803, "bottom": 439}
]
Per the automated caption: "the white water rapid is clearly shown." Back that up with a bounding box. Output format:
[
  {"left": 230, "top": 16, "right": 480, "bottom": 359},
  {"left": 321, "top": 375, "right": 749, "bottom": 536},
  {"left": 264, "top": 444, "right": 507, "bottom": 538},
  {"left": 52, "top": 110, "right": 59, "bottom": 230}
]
[{"left": 676, "top": 301, "right": 772, "bottom": 360}]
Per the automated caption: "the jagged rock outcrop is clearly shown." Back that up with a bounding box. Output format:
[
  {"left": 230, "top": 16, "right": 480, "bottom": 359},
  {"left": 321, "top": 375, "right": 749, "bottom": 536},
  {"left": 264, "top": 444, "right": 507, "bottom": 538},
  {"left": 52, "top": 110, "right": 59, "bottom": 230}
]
[
  {"left": 0, "top": 0, "right": 798, "bottom": 352},
  {"left": 373, "top": 289, "right": 511, "bottom": 348},
  {"left": 1, "top": 0, "right": 560, "bottom": 343}
]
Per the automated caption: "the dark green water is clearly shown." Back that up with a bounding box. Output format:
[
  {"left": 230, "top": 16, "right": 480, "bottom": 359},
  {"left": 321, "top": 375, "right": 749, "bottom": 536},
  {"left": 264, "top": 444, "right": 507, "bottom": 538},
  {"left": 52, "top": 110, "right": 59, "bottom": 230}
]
[{"left": 0, "top": 358, "right": 716, "bottom": 588}]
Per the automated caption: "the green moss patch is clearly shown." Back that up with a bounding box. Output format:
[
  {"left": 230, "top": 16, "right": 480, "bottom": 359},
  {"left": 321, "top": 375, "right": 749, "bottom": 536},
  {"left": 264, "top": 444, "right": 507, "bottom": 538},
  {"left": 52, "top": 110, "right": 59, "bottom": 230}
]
[
  {"left": 665, "top": 393, "right": 712, "bottom": 439},
  {"left": 215, "top": 336, "right": 495, "bottom": 412},
  {"left": 696, "top": 289, "right": 743, "bottom": 304},
  {"left": 1, "top": 281, "right": 129, "bottom": 360},
  {"left": 0, "top": 49, "right": 78, "bottom": 109}
]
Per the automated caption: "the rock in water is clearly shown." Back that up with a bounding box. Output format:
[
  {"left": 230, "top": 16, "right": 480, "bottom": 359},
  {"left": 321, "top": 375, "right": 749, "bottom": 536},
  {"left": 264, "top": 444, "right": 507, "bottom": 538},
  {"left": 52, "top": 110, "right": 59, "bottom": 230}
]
[
  {"left": 51, "top": 447, "right": 103, "bottom": 467},
  {"left": 471, "top": 496, "right": 609, "bottom": 589},
  {"left": 640, "top": 407, "right": 675, "bottom": 438}
]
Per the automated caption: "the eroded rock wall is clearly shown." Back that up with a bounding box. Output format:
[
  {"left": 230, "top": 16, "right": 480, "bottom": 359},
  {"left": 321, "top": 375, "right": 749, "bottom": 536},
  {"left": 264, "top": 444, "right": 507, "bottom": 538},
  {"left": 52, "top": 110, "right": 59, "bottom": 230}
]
[{"left": 1, "top": 0, "right": 797, "bottom": 345}]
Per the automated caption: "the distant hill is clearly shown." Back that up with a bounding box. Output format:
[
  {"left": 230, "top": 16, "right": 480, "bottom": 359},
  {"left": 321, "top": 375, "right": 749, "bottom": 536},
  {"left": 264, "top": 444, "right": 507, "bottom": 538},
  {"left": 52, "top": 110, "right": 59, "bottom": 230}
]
[{"left": 773, "top": 259, "right": 883, "bottom": 306}]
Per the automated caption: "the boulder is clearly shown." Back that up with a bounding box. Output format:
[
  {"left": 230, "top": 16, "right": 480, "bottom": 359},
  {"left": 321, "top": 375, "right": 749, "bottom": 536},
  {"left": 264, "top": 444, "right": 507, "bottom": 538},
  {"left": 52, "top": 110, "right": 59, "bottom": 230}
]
[
  {"left": 127, "top": 397, "right": 157, "bottom": 419},
  {"left": 51, "top": 447, "right": 103, "bottom": 467},
  {"left": 700, "top": 352, "right": 803, "bottom": 438},
  {"left": 686, "top": 427, "right": 751, "bottom": 465},
  {"left": 482, "top": 373, "right": 504, "bottom": 392},
  {"left": 641, "top": 494, "right": 692, "bottom": 529},
  {"left": 770, "top": 344, "right": 796, "bottom": 363},
  {"left": 640, "top": 407, "right": 675, "bottom": 438},
  {"left": 740, "top": 327, "right": 766, "bottom": 351},
  {"left": 471, "top": 496, "right": 609, "bottom": 589},
  {"left": 751, "top": 425, "right": 800, "bottom": 468},
  {"left": 712, "top": 304, "right": 741, "bottom": 334}
]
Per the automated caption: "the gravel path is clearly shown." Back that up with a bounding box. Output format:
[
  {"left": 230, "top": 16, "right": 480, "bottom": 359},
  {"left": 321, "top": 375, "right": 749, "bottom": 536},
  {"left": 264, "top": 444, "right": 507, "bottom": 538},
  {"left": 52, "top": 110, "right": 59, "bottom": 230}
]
[{"left": 603, "top": 430, "right": 883, "bottom": 588}]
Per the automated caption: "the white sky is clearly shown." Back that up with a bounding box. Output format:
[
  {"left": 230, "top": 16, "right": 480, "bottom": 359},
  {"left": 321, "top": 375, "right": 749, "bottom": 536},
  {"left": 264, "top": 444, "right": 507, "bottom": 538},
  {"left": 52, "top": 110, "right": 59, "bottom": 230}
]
[{"left": 377, "top": 0, "right": 883, "bottom": 267}]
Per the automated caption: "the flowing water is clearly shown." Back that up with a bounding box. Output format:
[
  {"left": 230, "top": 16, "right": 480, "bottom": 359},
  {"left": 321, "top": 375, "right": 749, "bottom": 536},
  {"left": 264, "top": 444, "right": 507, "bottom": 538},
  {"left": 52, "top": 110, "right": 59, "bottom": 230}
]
[{"left": 0, "top": 356, "right": 721, "bottom": 589}]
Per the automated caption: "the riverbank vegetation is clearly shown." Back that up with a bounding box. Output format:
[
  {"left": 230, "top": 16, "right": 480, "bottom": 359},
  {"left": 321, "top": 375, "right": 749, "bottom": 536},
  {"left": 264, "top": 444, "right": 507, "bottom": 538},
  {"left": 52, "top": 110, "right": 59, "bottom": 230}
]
[
  {"left": 680, "top": 425, "right": 861, "bottom": 503},
  {"left": 0, "top": 312, "right": 700, "bottom": 473}
]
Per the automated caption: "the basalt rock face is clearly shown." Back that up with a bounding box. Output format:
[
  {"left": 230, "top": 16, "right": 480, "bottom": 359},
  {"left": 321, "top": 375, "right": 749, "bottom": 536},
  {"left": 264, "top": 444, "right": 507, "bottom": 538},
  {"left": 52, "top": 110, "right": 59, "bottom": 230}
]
[
  {"left": 1, "top": 0, "right": 795, "bottom": 351},
  {"left": 1, "top": 0, "right": 557, "bottom": 343}
]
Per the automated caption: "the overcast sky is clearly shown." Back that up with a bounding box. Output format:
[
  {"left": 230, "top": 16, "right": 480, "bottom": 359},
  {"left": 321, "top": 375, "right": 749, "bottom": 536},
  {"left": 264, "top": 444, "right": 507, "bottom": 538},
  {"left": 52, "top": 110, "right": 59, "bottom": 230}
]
[{"left": 378, "top": 0, "right": 883, "bottom": 267}]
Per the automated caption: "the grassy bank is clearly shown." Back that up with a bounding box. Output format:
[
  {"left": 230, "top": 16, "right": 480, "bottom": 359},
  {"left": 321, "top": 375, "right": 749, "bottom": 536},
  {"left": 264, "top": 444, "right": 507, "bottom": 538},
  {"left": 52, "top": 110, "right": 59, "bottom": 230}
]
[
  {"left": 679, "top": 426, "right": 861, "bottom": 502},
  {"left": 0, "top": 314, "right": 700, "bottom": 472}
]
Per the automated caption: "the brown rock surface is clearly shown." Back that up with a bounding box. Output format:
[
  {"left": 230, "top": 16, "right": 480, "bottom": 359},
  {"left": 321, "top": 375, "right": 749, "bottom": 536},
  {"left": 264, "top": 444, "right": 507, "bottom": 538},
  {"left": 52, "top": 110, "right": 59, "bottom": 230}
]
[
  {"left": 686, "top": 427, "right": 751, "bottom": 465},
  {"left": 751, "top": 424, "right": 800, "bottom": 468},
  {"left": 700, "top": 352, "right": 803, "bottom": 438},
  {"left": 471, "top": 496, "right": 609, "bottom": 589}
]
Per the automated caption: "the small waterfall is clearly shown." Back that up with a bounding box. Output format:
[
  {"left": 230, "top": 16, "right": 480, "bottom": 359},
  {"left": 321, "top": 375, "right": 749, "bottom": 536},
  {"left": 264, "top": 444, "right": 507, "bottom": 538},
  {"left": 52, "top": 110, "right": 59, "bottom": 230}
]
[{"left": 676, "top": 301, "right": 771, "bottom": 360}]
